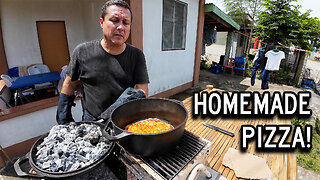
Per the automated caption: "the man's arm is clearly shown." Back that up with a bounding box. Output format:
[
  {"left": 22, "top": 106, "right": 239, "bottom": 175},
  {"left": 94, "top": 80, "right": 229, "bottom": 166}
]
[
  {"left": 61, "top": 76, "right": 81, "bottom": 95},
  {"left": 134, "top": 83, "right": 148, "bottom": 97}
]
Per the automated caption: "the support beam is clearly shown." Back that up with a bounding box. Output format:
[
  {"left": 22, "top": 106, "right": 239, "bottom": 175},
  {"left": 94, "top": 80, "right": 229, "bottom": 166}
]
[
  {"left": 193, "top": 0, "right": 205, "bottom": 86},
  {"left": 0, "top": 15, "right": 9, "bottom": 75},
  {"left": 223, "top": 31, "right": 234, "bottom": 65},
  {"left": 129, "top": 0, "right": 143, "bottom": 51},
  {"left": 231, "top": 33, "right": 238, "bottom": 58}
]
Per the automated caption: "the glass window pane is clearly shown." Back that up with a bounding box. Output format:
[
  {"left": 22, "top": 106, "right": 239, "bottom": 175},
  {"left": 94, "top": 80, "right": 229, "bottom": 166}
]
[
  {"left": 163, "top": 21, "right": 173, "bottom": 49},
  {"left": 162, "top": 0, "right": 187, "bottom": 50},
  {"left": 163, "top": 0, "right": 174, "bottom": 23},
  {"left": 174, "top": 1, "right": 187, "bottom": 49},
  {"left": 174, "top": 23, "right": 183, "bottom": 49}
]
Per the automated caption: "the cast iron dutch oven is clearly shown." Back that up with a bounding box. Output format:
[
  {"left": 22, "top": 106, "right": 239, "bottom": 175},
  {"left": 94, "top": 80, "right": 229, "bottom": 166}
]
[
  {"left": 105, "top": 98, "right": 188, "bottom": 156},
  {"left": 14, "top": 121, "right": 115, "bottom": 179},
  {"left": 14, "top": 98, "right": 187, "bottom": 178}
]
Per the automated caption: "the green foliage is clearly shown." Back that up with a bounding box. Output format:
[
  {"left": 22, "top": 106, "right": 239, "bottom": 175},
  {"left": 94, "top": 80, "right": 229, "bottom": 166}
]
[
  {"left": 224, "top": 0, "right": 264, "bottom": 25},
  {"left": 270, "top": 61, "right": 293, "bottom": 85},
  {"left": 254, "top": 0, "right": 320, "bottom": 50},
  {"left": 291, "top": 117, "right": 307, "bottom": 127},
  {"left": 315, "top": 116, "right": 320, "bottom": 136},
  {"left": 293, "top": 116, "right": 320, "bottom": 173},
  {"left": 297, "top": 129, "right": 320, "bottom": 173},
  {"left": 244, "top": 59, "right": 254, "bottom": 77},
  {"left": 200, "top": 55, "right": 211, "bottom": 70}
]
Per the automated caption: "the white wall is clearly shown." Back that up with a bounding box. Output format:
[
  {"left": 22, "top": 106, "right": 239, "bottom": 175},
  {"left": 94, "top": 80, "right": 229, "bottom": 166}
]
[
  {"left": 0, "top": 100, "right": 82, "bottom": 148},
  {"left": 143, "top": 0, "right": 199, "bottom": 95},
  {"left": 0, "top": 0, "right": 105, "bottom": 68}
]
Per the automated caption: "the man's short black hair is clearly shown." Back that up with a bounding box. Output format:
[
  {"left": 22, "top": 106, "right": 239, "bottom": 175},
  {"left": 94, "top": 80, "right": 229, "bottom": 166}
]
[{"left": 101, "top": 0, "right": 132, "bottom": 20}]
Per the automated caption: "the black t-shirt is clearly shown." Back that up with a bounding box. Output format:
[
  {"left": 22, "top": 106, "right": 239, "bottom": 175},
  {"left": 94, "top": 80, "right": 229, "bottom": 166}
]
[{"left": 66, "top": 40, "right": 149, "bottom": 118}]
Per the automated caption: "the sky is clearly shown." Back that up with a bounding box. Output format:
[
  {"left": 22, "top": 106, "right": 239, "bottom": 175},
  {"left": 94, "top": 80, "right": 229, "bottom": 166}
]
[{"left": 205, "top": 0, "right": 320, "bottom": 19}]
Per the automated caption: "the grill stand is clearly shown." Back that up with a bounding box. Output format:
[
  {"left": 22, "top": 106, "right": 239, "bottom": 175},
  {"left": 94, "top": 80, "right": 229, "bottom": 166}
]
[{"left": 116, "top": 131, "right": 213, "bottom": 180}]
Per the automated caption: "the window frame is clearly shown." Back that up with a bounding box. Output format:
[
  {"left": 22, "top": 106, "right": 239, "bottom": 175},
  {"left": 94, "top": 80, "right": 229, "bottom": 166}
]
[{"left": 162, "top": 0, "right": 188, "bottom": 51}]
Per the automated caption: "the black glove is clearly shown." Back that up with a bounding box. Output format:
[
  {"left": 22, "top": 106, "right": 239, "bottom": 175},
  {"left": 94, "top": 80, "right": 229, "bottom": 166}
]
[
  {"left": 99, "top": 87, "right": 145, "bottom": 120},
  {"left": 56, "top": 93, "right": 76, "bottom": 125}
]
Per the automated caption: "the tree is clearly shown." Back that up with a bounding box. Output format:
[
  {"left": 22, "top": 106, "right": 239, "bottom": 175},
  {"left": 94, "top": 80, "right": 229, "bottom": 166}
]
[
  {"left": 224, "top": 0, "right": 264, "bottom": 55},
  {"left": 224, "top": 0, "right": 264, "bottom": 24},
  {"left": 254, "top": 0, "right": 320, "bottom": 84},
  {"left": 254, "top": 0, "right": 320, "bottom": 50}
]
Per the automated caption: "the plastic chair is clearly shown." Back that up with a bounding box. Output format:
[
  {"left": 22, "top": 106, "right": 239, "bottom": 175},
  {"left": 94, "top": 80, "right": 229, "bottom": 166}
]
[
  {"left": 234, "top": 57, "right": 247, "bottom": 76},
  {"left": 27, "top": 64, "right": 50, "bottom": 75},
  {"left": 224, "top": 58, "right": 234, "bottom": 75},
  {"left": 1, "top": 74, "right": 13, "bottom": 87},
  {"left": 27, "top": 64, "right": 53, "bottom": 89}
]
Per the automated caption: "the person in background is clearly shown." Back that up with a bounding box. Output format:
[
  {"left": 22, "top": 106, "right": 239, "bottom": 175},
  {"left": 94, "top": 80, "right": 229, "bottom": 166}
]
[
  {"left": 56, "top": 0, "right": 149, "bottom": 124},
  {"left": 251, "top": 44, "right": 267, "bottom": 86}
]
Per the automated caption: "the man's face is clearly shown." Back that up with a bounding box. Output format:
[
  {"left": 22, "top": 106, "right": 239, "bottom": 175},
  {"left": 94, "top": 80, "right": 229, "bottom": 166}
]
[{"left": 100, "top": 5, "right": 131, "bottom": 46}]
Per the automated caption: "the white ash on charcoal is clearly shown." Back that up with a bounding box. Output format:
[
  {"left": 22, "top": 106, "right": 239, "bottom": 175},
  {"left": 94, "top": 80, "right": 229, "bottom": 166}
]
[{"left": 35, "top": 122, "right": 112, "bottom": 172}]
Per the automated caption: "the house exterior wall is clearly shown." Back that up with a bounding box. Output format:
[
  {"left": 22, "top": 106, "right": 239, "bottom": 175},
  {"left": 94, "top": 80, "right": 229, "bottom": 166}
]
[
  {"left": 0, "top": 0, "right": 105, "bottom": 68},
  {"left": 143, "top": 0, "right": 199, "bottom": 95},
  {"left": 0, "top": 100, "right": 82, "bottom": 148}
]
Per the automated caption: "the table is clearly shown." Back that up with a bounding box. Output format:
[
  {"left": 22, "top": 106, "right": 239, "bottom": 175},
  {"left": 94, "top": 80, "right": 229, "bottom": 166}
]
[
  {"left": 182, "top": 88, "right": 297, "bottom": 180},
  {"left": 10, "top": 71, "right": 60, "bottom": 90},
  {"left": 10, "top": 71, "right": 61, "bottom": 106}
]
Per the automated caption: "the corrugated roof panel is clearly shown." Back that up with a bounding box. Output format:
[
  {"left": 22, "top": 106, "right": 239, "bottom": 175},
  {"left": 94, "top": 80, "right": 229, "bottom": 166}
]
[{"left": 205, "top": 3, "right": 240, "bottom": 31}]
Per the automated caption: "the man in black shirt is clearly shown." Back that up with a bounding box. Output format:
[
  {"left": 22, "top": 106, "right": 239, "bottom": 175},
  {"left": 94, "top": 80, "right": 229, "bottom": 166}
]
[{"left": 57, "top": 0, "right": 149, "bottom": 124}]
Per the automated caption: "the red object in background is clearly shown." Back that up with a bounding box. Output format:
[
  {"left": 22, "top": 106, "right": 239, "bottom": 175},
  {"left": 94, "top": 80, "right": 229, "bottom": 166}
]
[{"left": 253, "top": 39, "right": 259, "bottom": 49}]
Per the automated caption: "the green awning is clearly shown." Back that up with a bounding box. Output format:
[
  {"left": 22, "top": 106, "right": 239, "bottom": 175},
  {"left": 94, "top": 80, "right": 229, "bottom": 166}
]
[{"left": 205, "top": 3, "right": 240, "bottom": 31}]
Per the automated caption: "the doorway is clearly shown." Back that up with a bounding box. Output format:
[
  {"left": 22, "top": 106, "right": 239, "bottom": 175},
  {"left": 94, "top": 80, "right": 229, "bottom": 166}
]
[{"left": 36, "top": 21, "right": 70, "bottom": 73}]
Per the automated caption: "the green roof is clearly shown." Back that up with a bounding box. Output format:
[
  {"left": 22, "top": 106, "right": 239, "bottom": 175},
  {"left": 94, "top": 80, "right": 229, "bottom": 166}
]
[{"left": 205, "top": 3, "right": 240, "bottom": 31}]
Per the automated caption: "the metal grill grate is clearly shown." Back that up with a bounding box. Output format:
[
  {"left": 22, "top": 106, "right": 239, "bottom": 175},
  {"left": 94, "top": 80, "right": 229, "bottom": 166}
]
[{"left": 140, "top": 131, "right": 207, "bottom": 180}]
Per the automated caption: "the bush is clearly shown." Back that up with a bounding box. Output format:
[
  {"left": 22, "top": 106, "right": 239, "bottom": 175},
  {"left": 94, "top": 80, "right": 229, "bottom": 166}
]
[
  {"left": 200, "top": 55, "right": 211, "bottom": 70},
  {"left": 245, "top": 58, "right": 254, "bottom": 77},
  {"left": 315, "top": 116, "right": 320, "bottom": 136},
  {"left": 270, "top": 61, "right": 294, "bottom": 85},
  {"left": 291, "top": 118, "right": 308, "bottom": 127},
  {"left": 294, "top": 116, "right": 320, "bottom": 173}
]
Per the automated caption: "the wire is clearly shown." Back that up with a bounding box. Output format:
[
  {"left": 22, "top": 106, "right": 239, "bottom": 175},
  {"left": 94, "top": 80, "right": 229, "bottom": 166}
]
[{"left": 234, "top": 31, "right": 318, "bottom": 53}]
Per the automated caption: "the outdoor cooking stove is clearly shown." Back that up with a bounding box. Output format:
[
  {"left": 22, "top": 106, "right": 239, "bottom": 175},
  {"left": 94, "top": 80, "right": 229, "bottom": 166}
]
[
  {"left": 114, "top": 130, "right": 213, "bottom": 180},
  {"left": 18, "top": 130, "right": 212, "bottom": 179}
]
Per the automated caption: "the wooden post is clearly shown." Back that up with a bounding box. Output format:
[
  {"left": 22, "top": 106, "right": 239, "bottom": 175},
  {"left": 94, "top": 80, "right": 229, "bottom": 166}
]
[
  {"left": 294, "top": 51, "right": 307, "bottom": 85},
  {"left": 192, "top": 0, "right": 205, "bottom": 86},
  {"left": 231, "top": 33, "right": 238, "bottom": 58},
  {"left": 0, "top": 16, "right": 9, "bottom": 75},
  {"left": 129, "top": 0, "right": 143, "bottom": 51},
  {"left": 223, "top": 31, "right": 234, "bottom": 66}
]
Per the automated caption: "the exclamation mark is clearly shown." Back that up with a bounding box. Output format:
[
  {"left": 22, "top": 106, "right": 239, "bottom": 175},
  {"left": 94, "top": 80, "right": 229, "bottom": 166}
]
[{"left": 306, "top": 125, "right": 312, "bottom": 149}]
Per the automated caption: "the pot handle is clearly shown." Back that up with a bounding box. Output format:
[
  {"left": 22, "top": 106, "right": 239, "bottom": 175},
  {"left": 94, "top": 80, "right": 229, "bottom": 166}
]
[
  {"left": 14, "top": 153, "right": 45, "bottom": 178},
  {"left": 105, "top": 131, "right": 133, "bottom": 141}
]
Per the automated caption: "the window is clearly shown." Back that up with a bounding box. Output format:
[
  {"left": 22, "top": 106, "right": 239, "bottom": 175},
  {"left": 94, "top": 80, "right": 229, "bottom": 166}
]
[{"left": 162, "top": 0, "right": 187, "bottom": 51}]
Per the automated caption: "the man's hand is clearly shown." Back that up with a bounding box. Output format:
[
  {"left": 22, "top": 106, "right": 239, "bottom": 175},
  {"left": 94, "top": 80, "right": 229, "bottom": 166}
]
[
  {"left": 56, "top": 93, "right": 76, "bottom": 124},
  {"left": 56, "top": 76, "right": 81, "bottom": 124},
  {"left": 134, "top": 83, "right": 148, "bottom": 97},
  {"left": 99, "top": 87, "right": 147, "bottom": 120}
]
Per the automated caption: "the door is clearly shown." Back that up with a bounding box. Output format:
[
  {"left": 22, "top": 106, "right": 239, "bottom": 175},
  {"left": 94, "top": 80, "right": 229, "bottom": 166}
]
[{"left": 37, "top": 21, "right": 70, "bottom": 73}]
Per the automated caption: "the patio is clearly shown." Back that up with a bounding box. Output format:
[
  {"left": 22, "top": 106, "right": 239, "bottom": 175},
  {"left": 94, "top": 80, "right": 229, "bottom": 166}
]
[{"left": 182, "top": 88, "right": 296, "bottom": 180}]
